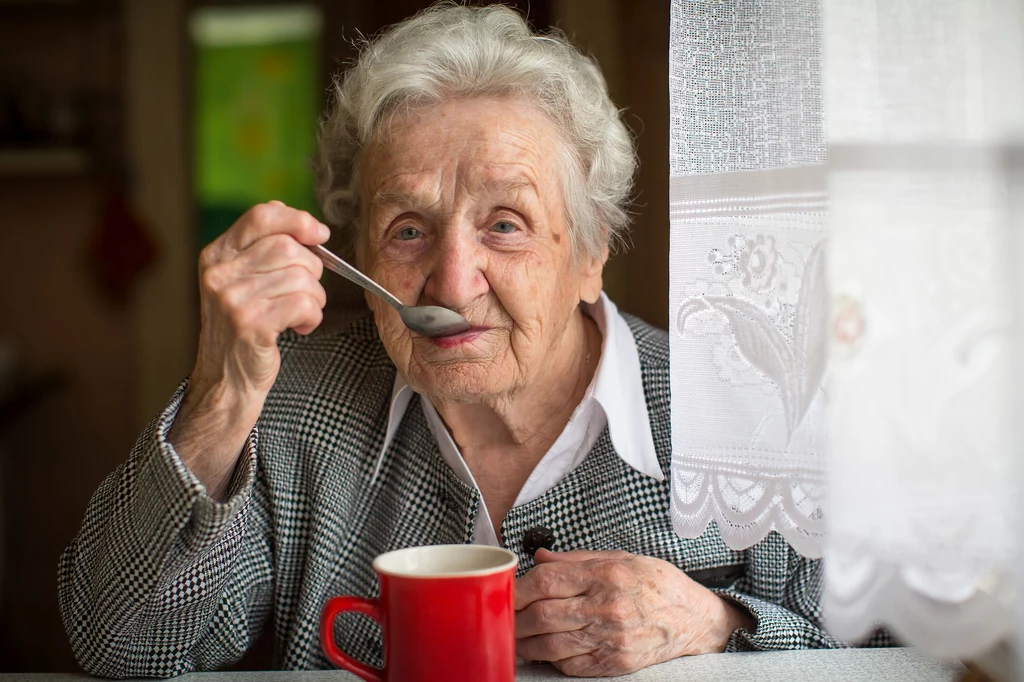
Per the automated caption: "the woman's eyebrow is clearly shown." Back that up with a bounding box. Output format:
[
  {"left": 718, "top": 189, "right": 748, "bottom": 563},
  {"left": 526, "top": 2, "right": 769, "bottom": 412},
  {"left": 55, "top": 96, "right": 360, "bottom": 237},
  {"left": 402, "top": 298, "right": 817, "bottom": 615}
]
[
  {"left": 372, "top": 177, "right": 539, "bottom": 208},
  {"left": 371, "top": 189, "right": 413, "bottom": 207},
  {"left": 488, "top": 177, "right": 538, "bottom": 197}
]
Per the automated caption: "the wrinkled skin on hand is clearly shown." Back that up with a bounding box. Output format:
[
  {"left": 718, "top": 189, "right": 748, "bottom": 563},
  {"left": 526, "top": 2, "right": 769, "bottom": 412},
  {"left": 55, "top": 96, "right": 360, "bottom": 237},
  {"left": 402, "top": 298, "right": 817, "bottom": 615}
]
[
  {"left": 515, "top": 549, "right": 753, "bottom": 677},
  {"left": 191, "top": 201, "right": 328, "bottom": 399},
  {"left": 168, "top": 201, "right": 330, "bottom": 500}
]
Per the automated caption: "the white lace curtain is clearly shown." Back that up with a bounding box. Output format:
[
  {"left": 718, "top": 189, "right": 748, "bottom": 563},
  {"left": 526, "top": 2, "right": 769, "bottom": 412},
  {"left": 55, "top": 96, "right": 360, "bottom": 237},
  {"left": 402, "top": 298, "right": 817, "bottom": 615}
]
[{"left": 669, "top": 0, "right": 1024, "bottom": 658}]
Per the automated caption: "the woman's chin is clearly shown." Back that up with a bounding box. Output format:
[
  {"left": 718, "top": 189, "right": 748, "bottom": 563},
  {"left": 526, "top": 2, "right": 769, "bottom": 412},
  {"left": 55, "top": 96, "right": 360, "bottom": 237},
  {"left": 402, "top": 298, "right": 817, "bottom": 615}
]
[{"left": 412, "top": 363, "right": 511, "bottom": 403}]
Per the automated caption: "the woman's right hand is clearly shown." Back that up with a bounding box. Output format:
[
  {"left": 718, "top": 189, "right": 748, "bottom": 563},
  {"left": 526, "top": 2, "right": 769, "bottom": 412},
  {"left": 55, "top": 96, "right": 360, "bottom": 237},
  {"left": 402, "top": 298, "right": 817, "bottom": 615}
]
[{"left": 168, "top": 201, "right": 329, "bottom": 499}]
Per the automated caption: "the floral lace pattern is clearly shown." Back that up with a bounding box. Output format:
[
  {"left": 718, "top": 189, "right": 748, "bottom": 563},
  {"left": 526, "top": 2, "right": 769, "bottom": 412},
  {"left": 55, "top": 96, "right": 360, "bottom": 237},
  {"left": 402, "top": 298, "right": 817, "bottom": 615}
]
[
  {"left": 669, "top": 172, "right": 829, "bottom": 557},
  {"left": 668, "top": 0, "right": 832, "bottom": 556},
  {"left": 678, "top": 237, "right": 826, "bottom": 443}
]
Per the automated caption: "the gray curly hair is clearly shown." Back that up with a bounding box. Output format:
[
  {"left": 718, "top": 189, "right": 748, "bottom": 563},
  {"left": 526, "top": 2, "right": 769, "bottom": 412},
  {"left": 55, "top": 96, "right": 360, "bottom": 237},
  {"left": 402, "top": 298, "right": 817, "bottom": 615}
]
[{"left": 313, "top": 2, "right": 636, "bottom": 261}]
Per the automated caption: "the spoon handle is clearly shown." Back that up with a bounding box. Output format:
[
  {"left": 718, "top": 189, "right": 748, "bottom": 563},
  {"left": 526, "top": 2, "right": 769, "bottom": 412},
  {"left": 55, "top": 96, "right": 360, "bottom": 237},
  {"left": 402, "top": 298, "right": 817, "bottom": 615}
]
[{"left": 309, "top": 244, "right": 405, "bottom": 311}]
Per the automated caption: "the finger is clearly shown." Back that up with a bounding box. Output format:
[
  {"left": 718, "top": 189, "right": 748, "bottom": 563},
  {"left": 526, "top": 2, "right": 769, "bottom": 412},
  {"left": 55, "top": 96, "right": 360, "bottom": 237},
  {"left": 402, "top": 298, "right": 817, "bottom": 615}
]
[
  {"left": 238, "top": 233, "right": 324, "bottom": 280},
  {"left": 534, "top": 548, "right": 633, "bottom": 564},
  {"left": 553, "top": 652, "right": 637, "bottom": 678},
  {"left": 220, "top": 266, "right": 326, "bottom": 319},
  {"left": 516, "top": 630, "right": 595, "bottom": 664},
  {"left": 265, "top": 292, "right": 325, "bottom": 337},
  {"left": 516, "top": 597, "right": 589, "bottom": 639},
  {"left": 260, "top": 266, "right": 327, "bottom": 308},
  {"left": 219, "top": 290, "right": 324, "bottom": 348},
  {"left": 515, "top": 562, "right": 592, "bottom": 611},
  {"left": 228, "top": 202, "right": 330, "bottom": 253}
]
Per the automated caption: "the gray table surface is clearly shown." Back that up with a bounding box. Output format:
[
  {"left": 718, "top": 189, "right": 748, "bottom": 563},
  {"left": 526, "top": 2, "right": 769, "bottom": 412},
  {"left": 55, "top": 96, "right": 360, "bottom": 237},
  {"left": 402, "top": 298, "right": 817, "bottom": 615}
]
[{"left": 1, "top": 649, "right": 964, "bottom": 681}]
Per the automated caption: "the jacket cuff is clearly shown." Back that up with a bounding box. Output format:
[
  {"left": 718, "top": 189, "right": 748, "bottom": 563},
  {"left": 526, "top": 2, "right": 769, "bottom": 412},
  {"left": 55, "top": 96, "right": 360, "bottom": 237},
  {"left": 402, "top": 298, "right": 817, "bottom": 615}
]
[
  {"left": 146, "top": 380, "right": 259, "bottom": 552},
  {"left": 712, "top": 588, "right": 844, "bottom": 651}
]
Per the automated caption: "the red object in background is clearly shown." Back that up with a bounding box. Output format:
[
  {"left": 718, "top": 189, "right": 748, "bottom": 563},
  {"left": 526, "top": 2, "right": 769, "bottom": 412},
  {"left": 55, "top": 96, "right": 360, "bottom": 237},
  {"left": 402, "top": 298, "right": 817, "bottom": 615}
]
[
  {"left": 89, "top": 187, "right": 158, "bottom": 304},
  {"left": 321, "top": 545, "right": 517, "bottom": 682}
]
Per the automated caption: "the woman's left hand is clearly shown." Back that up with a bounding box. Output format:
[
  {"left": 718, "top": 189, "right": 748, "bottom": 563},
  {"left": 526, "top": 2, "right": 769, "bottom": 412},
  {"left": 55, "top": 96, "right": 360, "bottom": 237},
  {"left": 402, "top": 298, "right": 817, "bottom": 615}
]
[{"left": 515, "top": 549, "right": 753, "bottom": 677}]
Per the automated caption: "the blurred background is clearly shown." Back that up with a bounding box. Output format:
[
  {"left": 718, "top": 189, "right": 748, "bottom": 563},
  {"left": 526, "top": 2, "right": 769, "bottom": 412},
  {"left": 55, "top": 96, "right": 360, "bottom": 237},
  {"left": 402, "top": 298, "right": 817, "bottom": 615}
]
[{"left": 0, "top": 0, "right": 667, "bottom": 671}]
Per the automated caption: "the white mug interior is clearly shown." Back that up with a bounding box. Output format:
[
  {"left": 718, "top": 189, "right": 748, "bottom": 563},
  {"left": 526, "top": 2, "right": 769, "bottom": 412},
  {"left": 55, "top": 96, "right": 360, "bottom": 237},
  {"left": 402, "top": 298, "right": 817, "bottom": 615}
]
[{"left": 373, "top": 544, "right": 518, "bottom": 578}]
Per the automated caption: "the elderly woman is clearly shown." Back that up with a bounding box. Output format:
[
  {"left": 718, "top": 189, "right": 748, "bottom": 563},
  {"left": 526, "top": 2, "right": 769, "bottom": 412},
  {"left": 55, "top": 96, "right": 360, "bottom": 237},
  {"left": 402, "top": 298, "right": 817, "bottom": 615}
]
[{"left": 59, "top": 4, "right": 884, "bottom": 679}]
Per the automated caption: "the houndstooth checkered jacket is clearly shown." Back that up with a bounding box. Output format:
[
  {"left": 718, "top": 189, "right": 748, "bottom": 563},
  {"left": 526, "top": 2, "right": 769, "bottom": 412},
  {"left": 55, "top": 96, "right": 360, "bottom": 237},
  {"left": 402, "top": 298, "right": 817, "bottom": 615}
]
[{"left": 59, "top": 313, "right": 890, "bottom": 678}]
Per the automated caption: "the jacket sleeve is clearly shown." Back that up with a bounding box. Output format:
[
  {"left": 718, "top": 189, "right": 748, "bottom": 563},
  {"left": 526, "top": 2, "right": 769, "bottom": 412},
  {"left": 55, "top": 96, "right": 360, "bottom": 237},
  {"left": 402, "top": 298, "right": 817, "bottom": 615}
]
[
  {"left": 58, "top": 381, "right": 275, "bottom": 678},
  {"left": 713, "top": 532, "right": 895, "bottom": 651}
]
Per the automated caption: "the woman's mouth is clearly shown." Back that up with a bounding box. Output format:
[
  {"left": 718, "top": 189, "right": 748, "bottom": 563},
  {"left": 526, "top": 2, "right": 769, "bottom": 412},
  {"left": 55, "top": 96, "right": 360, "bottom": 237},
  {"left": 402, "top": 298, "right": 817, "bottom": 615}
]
[{"left": 429, "top": 326, "right": 490, "bottom": 348}]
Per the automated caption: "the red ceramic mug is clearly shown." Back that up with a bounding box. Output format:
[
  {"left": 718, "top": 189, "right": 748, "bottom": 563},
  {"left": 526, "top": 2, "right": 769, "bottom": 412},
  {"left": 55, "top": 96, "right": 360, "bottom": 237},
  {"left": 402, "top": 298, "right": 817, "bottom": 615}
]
[{"left": 321, "top": 544, "right": 518, "bottom": 682}]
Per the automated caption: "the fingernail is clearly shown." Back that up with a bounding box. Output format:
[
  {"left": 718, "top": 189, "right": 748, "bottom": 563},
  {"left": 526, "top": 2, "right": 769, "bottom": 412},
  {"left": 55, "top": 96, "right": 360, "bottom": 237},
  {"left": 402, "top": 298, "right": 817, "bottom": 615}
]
[{"left": 318, "top": 223, "right": 331, "bottom": 241}]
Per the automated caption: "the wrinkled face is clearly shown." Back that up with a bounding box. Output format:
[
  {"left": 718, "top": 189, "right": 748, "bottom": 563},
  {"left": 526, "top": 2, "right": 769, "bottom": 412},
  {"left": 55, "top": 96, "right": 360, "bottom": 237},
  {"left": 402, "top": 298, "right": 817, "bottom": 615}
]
[{"left": 359, "top": 96, "right": 605, "bottom": 402}]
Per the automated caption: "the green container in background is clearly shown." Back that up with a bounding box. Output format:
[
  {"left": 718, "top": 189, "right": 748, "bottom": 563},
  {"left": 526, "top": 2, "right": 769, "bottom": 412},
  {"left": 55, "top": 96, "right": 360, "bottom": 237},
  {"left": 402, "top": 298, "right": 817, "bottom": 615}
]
[{"left": 191, "top": 5, "right": 322, "bottom": 248}]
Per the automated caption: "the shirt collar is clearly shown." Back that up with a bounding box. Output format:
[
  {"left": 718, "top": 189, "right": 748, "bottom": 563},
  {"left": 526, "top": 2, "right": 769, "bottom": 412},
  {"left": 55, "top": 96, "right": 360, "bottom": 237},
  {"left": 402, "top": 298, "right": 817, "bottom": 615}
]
[
  {"left": 370, "top": 292, "right": 664, "bottom": 484},
  {"left": 585, "top": 293, "right": 664, "bottom": 481}
]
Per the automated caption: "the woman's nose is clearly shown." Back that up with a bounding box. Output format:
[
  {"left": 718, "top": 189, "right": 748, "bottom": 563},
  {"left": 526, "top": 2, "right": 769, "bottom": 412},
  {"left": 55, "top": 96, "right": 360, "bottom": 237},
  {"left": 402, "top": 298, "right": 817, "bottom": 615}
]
[{"left": 422, "top": 235, "right": 488, "bottom": 310}]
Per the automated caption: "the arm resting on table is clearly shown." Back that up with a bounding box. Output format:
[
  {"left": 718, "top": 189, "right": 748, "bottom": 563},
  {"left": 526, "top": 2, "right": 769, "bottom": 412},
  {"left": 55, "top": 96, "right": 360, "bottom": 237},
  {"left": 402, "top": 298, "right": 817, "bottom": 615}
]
[{"left": 58, "top": 381, "right": 274, "bottom": 678}]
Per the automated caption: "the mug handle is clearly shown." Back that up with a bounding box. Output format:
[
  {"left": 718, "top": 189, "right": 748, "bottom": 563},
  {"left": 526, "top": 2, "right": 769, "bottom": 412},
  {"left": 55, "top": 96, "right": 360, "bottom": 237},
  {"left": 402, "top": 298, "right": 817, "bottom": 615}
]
[{"left": 321, "top": 596, "right": 384, "bottom": 682}]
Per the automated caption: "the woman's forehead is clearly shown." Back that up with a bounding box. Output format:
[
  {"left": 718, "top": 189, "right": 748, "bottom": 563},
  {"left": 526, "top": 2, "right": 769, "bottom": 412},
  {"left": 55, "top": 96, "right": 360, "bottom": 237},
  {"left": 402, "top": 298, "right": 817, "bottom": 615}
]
[
  {"left": 362, "top": 99, "right": 561, "bottom": 206},
  {"left": 368, "top": 98, "right": 558, "bottom": 164}
]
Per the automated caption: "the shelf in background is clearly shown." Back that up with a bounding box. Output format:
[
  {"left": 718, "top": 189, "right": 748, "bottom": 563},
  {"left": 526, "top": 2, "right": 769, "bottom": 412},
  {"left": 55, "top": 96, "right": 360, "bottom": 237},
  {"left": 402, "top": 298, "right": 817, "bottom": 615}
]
[{"left": 0, "top": 148, "right": 89, "bottom": 176}]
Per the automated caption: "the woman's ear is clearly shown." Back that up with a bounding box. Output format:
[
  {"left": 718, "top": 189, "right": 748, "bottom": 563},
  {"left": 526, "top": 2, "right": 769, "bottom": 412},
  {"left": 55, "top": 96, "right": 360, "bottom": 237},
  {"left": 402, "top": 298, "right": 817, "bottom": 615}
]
[{"left": 578, "top": 245, "right": 610, "bottom": 304}]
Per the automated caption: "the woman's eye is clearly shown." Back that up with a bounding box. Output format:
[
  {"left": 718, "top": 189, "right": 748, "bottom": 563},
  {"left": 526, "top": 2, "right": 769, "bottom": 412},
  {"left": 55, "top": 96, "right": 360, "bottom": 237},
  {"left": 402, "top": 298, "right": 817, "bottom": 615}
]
[
  {"left": 397, "top": 226, "right": 422, "bottom": 240},
  {"left": 491, "top": 221, "right": 517, "bottom": 234}
]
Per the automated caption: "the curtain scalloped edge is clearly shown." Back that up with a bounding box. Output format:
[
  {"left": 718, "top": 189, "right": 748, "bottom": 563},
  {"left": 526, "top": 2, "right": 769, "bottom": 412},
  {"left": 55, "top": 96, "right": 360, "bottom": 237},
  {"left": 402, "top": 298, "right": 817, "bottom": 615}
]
[
  {"left": 671, "top": 503, "right": 824, "bottom": 558},
  {"left": 823, "top": 565, "right": 1013, "bottom": 658}
]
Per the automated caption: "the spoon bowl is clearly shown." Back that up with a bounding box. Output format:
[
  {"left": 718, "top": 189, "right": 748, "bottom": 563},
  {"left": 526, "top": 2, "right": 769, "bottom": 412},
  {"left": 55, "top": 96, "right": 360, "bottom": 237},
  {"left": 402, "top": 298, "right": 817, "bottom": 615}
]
[
  {"left": 398, "top": 305, "right": 473, "bottom": 337},
  {"left": 310, "top": 244, "right": 471, "bottom": 338}
]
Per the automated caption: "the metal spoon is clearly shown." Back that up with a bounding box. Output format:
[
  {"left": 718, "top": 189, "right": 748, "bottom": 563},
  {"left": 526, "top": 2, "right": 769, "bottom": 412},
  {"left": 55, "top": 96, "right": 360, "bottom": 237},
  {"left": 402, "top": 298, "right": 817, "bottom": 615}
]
[{"left": 309, "top": 244, "right": 471, "bottom": 338}]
